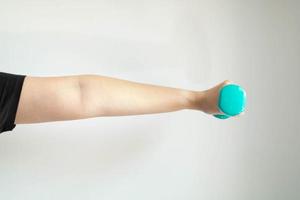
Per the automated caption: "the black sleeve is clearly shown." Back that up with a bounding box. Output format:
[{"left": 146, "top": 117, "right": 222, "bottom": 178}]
[{"left": 0, "top": 72, "right": 26, "bottom": 134}]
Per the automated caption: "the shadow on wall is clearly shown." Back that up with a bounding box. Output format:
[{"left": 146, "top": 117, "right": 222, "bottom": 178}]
[{"left": 0, "top": 117, "right": 167, "bottom": 179}]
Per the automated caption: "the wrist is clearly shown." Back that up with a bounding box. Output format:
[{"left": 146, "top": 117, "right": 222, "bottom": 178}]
[{"left": 180, "top": 90, "right": 204, "bottom": 110}]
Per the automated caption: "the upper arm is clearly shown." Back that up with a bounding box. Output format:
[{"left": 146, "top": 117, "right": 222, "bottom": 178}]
[{"left": 15, "top": 75, "right": 84, "bottom": 124}]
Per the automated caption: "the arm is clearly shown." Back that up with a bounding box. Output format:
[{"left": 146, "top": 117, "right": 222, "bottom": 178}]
[{"left": 15, "top": 74, "right": 207, "bottom": 124}]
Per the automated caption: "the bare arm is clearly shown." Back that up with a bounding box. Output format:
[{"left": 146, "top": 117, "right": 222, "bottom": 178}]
[{"left": 15, "top": 74, "right": 226, "bottom": 124}]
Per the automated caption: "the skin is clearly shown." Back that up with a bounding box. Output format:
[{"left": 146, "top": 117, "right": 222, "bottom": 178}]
[{"left": 14, "top": 74, "right": 237, "bottom": 124}]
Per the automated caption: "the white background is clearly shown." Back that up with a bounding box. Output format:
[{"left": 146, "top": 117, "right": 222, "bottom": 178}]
[{"left": 0, "top": 0, "right": 299, "bottom": 199}]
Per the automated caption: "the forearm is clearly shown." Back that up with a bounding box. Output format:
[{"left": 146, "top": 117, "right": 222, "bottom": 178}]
[{"left": 78, "top": 74, "right": 201, "bottom": 118}]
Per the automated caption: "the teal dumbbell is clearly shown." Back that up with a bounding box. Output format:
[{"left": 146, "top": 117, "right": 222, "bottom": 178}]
[{"left": 214, "top": 84, "right": 247, "bottom": 119}]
